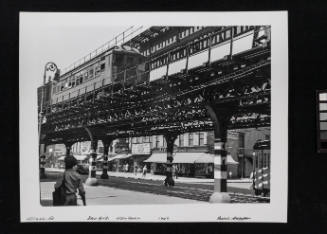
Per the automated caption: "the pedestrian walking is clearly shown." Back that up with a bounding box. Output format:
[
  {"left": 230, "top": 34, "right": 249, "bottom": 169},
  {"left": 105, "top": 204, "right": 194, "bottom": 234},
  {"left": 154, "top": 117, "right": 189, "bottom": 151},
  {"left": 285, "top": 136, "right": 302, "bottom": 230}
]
[
  {"left": 175, "top": 165, "right": 179, "bottom": 179},
  {"left": 142, "top": 165, "right": 147, "bottom": 177},
  {"left": 54, "top": 156, "right": 86, "bottom": 206},
  {"left": 164, "top": 164, "right": 175, "bottom": 187},
  {"left": 134, "top": 165, "right": 138, "bottom": 175}
]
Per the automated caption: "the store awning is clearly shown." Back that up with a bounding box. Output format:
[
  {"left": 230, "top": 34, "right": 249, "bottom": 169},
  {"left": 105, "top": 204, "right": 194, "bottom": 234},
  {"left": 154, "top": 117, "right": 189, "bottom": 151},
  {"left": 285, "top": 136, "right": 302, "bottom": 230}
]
[
  {"left": 108, "top": 154, "right": 132, "bottom": 162},
  {"left": 144, "top": 153, "right": 239, "bottom": 164},
  {"left": 57, "top": 156, "right": 65, "bottom": 161},
  {"left": 226, "top": 155, "right": 239, "bottom": 165},
  {"left": 74, "top": 155, "right": 89, "bottom": 161},
  {"left": 143, "top": 153, "right": 167, "bottom": 163}
]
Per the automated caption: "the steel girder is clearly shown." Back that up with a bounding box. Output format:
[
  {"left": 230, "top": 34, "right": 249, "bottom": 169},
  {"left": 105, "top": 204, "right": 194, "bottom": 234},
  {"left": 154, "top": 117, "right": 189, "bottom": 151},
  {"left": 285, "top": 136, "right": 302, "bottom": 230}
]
[{"left": 41, "top": 46, "right": 271, "bottom": 145}]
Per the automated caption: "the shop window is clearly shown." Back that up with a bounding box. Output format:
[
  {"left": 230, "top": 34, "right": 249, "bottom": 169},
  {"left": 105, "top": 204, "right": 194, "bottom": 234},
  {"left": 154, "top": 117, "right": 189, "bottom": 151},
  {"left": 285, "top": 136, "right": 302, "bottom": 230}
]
[
  {"left": 199, "top": 132, "right": 204, "bottom": 146},
  {"left": 189, "top": 133, "right": 194, "bottom": 146},
  {"left": 155, "top": 136, "right": 160, "bottom": 148},
  {"left": 179, "top": 135, "right": 184, "bottom": 147},
  {"left": 317, "top": 90, "right": 327, "bottom": 153}
]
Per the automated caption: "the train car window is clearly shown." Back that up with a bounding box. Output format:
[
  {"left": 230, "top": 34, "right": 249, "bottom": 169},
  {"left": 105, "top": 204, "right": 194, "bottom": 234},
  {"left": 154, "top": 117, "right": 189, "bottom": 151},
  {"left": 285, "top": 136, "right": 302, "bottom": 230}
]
[
  {"left": 266, "top": 152, "right": 269, "bottom": 167},
  {"left": 317, "top": 90, "right": 327, "bottom": 153},
  {"left": 215, "top": 34, "right": 220, "bottom": 44},
  {"left": 220, "top": 32, "right": 225, "bottom": 42},
  {"left": 126, "top": 57, "right": 133, "bottom": 68},
  {"left": 203, "top": 39, "right": 208, "bottom": 48},
  {"left": 89, "top": 69, "right": 93, "bottom": 78},
  {"left": 225, "top": 30, "right": 231, "bottom": 40},
  {"left": 236, "top": 26, "right": 242, "bottom": 35},
  {"left": 256, "top": 151, "right": 260, "bottom": 168},
  {"left": 114, "top": 54, "right": 124, "bottom": 66}
]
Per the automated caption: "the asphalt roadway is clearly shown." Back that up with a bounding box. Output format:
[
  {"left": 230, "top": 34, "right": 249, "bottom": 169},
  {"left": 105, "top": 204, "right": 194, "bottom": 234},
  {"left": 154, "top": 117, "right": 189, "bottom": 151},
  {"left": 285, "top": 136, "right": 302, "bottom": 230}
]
[{"left": 40, "top": 169, "right": 266, "bottom": 205}]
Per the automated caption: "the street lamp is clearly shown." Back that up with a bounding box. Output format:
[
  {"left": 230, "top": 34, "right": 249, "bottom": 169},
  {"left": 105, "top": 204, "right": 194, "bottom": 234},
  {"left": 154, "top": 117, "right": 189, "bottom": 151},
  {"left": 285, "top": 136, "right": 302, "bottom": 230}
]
[
  {"left": 49, "top": 147, "right": 54, "bottom": 168},
  {"left": 39, "top": 62, "right": 58, "bottom": 179}
]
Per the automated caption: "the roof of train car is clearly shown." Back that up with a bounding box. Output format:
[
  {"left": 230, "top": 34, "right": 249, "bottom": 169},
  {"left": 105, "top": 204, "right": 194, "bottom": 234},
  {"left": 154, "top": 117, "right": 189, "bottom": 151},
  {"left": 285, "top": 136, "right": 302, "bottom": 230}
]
[{"left": 57, "top": 45, "right": 143, "bottom": 81}]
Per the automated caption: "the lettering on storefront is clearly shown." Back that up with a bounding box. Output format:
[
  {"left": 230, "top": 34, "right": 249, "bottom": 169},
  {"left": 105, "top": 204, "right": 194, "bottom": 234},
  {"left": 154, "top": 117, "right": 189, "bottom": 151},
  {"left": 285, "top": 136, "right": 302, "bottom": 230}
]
[{"left": 132, "top": 143, "right": 151, "bottom": 155}]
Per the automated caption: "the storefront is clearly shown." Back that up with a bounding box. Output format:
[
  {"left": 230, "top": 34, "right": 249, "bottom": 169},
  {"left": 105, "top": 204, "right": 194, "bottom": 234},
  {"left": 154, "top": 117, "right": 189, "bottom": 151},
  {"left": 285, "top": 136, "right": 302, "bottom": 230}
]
[
  {"left": 107, "top": 154, "right": 133, "bottom": 172},
  {"left": 144, "top": 152, "right": 239, "bottom": 178}
]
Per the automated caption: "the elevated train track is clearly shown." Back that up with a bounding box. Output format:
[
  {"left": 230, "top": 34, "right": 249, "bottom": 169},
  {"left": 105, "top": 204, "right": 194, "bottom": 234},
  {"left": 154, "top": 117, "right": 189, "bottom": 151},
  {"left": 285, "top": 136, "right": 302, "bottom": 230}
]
[{"left": 42, "top": 44, "right": 270, "bottom": 145}]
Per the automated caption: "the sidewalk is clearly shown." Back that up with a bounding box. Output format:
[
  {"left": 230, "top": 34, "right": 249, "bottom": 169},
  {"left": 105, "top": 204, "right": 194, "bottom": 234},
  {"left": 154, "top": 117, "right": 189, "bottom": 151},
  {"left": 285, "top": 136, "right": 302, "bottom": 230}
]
[
  {"left": 40, "top": 181, "right": 205, "bottom": 206},
  {"left": 45, "top": 168, "right": 252, "bottom": 184}
]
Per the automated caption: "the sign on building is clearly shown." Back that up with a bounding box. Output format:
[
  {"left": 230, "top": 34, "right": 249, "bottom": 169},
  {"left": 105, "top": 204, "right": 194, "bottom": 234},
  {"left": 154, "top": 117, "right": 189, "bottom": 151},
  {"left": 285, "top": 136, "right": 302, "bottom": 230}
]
[{"left": 132, "top": 143, "right": 151, "bottom": 155}]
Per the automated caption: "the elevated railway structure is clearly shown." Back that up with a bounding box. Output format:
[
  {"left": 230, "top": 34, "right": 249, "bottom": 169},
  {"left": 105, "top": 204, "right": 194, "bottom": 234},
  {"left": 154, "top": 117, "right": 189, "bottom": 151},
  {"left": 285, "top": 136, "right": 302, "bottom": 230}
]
[{"left": 38, "top": 25, "right": 271, "bottom": 202}]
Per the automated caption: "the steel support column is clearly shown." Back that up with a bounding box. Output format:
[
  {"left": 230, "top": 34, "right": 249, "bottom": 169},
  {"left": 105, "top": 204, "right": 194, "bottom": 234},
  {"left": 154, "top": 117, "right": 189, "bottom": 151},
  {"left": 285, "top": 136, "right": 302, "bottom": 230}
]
[
  {"left": 84, "top": 127, "right": 98, "bottom": 186},
  {"left": 64, "top": 142, "right": 74, "bottom": 157},
  {"left": 163, "top": 133, "right": 178, "bottom": 187},
  {"left": 100, "top": 137, "right": 114, "bottom": 179},
  {"left": 205, "top": 104, "right": 231, "bottom": 203},
  {"left": 39, "top": 143, "right": 47, "bottom": 179}
]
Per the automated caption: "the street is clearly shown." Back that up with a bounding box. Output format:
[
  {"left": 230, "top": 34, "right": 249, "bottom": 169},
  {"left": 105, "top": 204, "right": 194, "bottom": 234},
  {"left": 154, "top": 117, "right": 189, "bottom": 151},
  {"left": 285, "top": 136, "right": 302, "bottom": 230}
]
[{"left": 40, "top": 169, "right": 268, "bottom": 205}]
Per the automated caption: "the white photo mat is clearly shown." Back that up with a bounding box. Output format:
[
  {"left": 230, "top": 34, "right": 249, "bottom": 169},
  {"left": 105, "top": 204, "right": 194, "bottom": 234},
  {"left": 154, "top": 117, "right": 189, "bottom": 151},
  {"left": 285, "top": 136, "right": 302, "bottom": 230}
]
[{"left": 19, "top": 11, "right": 288, "bottom": 222}]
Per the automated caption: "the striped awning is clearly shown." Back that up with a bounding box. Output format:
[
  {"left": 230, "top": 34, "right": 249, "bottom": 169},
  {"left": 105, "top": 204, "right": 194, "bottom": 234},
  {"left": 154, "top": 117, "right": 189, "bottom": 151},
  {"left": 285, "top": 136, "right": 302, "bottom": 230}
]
[
  {"left": 107, "top": 154, "right": 132, "bottom": 162},
  {"left": 144, "top": 153, "right": 238, "bottom": 164}
]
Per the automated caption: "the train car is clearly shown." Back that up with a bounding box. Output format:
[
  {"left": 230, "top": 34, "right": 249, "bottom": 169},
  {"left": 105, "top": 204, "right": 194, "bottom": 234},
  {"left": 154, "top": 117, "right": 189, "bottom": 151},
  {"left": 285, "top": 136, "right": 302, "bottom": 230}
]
[
  {"left": 252, "top": 139, "right": 270, "bottom": 196},
  {"left": 51, "top": 45, "right": 147, "bottom": 105},
  {"left": 147, "top": 26, "right": 271, "bottom": 82}
]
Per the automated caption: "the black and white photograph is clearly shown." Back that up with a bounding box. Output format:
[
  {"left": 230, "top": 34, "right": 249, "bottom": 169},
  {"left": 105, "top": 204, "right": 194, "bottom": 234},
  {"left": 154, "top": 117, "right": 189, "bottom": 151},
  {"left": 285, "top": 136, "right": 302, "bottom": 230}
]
[{"left": 19, "top": 12, "right": 288, "bottom": 222}]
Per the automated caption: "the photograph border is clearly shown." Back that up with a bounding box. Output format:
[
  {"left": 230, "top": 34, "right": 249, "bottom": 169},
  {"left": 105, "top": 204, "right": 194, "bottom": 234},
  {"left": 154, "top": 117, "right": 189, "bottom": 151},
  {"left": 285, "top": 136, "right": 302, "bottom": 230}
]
[{"left": 19, "top": 11, "right": 288, "bottom": 223}]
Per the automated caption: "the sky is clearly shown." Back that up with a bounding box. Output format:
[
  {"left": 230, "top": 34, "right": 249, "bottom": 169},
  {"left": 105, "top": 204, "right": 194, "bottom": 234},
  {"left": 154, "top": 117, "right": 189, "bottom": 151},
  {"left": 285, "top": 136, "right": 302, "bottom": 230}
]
[{"left": 20, "top": 13, "right": 135, "bottom": 86}]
